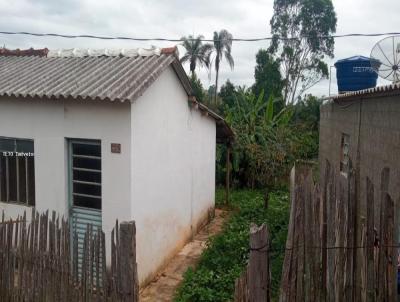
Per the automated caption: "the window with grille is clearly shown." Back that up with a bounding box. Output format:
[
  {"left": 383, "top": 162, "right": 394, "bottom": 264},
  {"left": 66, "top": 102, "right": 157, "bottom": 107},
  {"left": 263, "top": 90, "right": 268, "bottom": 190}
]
[
  {"left": 0, "top": 137, "right": 35, "bottom": 205},
  {"left": 70, "top": 141, "right": 102, "bottom": 210},
  {"left": 340, "top": 133, "right": 350, "bottom": 176}
]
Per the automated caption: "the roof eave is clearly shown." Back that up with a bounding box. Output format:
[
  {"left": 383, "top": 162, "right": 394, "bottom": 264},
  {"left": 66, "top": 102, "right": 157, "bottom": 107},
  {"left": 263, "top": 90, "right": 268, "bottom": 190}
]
[
  {"left": 167, "top": 51, "right": 234, "bottom": 143},
  {"left": 332, "top": 83, "right": 400, "bottom": 102},
  {"left": 187, "top": 96, "right": 235, "bottom": 144}
]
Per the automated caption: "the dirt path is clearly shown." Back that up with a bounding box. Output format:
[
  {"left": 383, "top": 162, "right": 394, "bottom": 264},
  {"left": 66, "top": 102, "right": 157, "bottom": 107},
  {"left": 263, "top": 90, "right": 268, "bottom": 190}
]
[{"left": 139, "top": 209, "right": 228, "bottom": 302}]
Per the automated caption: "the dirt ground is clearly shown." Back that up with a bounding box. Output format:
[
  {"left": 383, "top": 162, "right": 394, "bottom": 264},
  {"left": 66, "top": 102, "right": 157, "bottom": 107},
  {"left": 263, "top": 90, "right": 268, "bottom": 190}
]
[{"left": 139, "top": 209, "right": 228, "bottom": 302}]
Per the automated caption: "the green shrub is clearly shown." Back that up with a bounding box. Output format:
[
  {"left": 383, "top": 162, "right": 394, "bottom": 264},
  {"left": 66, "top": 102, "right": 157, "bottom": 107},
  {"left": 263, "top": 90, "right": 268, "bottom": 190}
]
[
  {"left": 218, "top": 90, "right": 318, "bottom": 189},
  {"left": 174, "top": 189, "right": 290, "bottom": 302}
]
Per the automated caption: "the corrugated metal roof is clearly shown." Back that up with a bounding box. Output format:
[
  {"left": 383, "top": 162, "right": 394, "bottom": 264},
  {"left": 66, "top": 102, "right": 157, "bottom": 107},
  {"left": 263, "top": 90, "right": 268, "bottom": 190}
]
[
  {"left": 0, "top": 47, "right": 178, "bottom": 103},
  {"left": 0, "top": 46, "right": 235, "bottom": 142},
  {"left": 333, "top": 83, "right": 400, "bottom": 100}
]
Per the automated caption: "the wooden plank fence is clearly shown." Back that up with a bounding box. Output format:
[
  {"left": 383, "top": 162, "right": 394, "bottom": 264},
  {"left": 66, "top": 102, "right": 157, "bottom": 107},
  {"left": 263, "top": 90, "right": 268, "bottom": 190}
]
[
  {"left": 0, "top": 209, "right": 138, "bottom": 301},
  {"left": 234, "top": 224, "right": 271, "bottom": 302},
  {"left": 279, "top": 161, "right": 398, "bottom": 301}
]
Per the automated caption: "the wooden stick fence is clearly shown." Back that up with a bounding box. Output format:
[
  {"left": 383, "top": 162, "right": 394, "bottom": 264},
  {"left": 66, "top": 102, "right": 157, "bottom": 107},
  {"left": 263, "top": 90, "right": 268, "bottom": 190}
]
[
  {"left": 234, "top": 224, "right": 271, "bottom": 302},
  {"left": 279, "top": 161, "right": 398, "bottom": 302},
  {"left": 0, "top": 209, "right": 138, "bottom": 301}
]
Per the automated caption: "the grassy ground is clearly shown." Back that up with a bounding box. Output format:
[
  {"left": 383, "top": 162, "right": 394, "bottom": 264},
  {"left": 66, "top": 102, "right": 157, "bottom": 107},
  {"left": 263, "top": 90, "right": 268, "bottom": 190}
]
[{"left": 174, "top": 188, "right": 290, "bottom": 302}]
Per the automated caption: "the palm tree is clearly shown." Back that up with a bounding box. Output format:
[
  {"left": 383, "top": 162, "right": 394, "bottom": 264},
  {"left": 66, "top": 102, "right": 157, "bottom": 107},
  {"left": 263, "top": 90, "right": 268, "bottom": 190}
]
[
  {"left": 212, "top": 30, "right": 234, "bottom": 104},
  {"left": 180, "top": 35, "right": 213, "bottom": 76}
]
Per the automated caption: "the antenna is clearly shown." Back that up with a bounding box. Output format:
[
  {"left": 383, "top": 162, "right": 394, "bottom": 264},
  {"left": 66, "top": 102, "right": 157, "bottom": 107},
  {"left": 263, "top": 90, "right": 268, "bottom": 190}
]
[{"left": 370, "top": 35, "right": 400, "bottom": 84}]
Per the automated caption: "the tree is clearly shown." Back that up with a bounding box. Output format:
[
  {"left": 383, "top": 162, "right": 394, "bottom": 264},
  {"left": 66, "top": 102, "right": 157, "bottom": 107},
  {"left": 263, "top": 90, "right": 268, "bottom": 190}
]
[
  {"left": 180, "top": 35, "right": 213, "bottom": 76},
  {"left": 218, "top": 79, "right": 237, "bottom": 111},
  {"left": 212, "top": 30, "right": 234, "bottom": 104},
  {"left": 189, "top": 73, "right": 205, "bottom": 102},
  {"left": 207, "top": 85, "right": 216, "bottom": 103},
  {"left": 252, "top": 49, "right": 284, "bottom": 112},
  {"left": 291, "top": 94, "right": 322, "bottom": 159},
  {"left": 224, "top": 90, "right": 295, "bottom": 187},
  {"left": 293, "top": 94, "right": 322, "bottom": 131},
  {"left": 252, "top": 49, "right": 283, "bottom": 102},
  {"left": 269, "top": 0, "right": 337, "bottom": 104}
]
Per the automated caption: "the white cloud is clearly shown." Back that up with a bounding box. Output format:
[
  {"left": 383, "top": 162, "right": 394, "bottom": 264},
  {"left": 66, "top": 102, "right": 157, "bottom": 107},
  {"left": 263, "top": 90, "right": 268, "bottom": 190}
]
[{"left": 0, "top": 0, "right": 398, "bottom": 96}]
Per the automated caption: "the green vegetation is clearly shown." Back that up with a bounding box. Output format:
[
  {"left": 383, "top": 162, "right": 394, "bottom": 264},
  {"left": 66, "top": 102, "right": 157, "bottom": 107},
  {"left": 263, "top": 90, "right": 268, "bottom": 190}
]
[
  {"left": 226, "top": 91, "right": 295, "bottom": 188},
  {"left": 174, "top": 189, "right": 290, "bottom": 302},
  {"left": 180, "top": 35, "right": 213, "bottom": 76},
  {"left": 215, "top": 90, "right": 319, "bottom": 188},
  {"left": 189, "top": 73, "right": 206, "bottom": 104},
  {"left": 269, "top": 0, "right": 337, "bottom": 104},
  {"left": 176, "top": 3, "right": 334, "bottom": 299},
  {"left": 180, "top": 29, "right": 235, "bottom": 107},
  {"left": 212, "top": 29, "right": 234, "bottom": 104},
  {"left": 252, "top": 49, "right": 283, "bottom": 106}
]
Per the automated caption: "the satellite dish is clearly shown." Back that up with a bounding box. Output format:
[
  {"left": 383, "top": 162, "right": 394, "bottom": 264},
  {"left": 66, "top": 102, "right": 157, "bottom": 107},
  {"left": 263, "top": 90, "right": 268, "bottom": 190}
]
[{"left": 370, "top": 36, "right": 400, "bottom": 83}]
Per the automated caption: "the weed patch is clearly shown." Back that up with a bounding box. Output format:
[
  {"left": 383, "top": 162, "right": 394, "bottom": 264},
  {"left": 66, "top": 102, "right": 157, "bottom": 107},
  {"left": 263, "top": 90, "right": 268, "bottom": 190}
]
[{"left": 174, "top": 189, "right": 289, "bottom": 302}]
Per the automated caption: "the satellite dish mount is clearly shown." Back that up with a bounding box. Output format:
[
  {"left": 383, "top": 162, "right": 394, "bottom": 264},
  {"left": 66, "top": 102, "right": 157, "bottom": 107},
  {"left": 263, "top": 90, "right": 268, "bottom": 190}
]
[{"left": 370, "top": 36, "right": 400, "bottom": 84}]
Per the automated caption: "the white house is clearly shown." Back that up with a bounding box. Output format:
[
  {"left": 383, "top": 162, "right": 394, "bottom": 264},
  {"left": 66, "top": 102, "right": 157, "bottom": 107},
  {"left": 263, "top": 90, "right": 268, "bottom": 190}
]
[{"left": 0, "top": 46, "right": 233, "bottom": 285}]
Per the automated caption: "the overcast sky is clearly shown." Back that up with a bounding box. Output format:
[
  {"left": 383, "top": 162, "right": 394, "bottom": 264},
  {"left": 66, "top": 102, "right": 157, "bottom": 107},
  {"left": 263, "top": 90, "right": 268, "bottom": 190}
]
[{"left": 0, "top": 0, "right": 399, "bottom": 96}]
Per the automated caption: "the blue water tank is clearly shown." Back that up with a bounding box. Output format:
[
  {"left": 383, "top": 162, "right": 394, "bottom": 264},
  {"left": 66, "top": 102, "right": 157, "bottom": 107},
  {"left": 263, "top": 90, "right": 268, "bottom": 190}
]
[{"left": 334, "top": 56, "right": 380, "bottom": 93}]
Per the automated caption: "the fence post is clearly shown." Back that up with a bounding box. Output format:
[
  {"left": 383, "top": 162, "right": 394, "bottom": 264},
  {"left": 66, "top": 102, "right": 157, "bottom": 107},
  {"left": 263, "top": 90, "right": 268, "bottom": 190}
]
[
  {"left": 234, "top": 269, "right": 249, "bottom": 302},
  {"left": 119, "top": 221, "right": 139, "bottom": 302},
  {"left": 234, "top": 224, "right": 270, "bottom": 302},
  {"left": 279, "top": 166, "right": 297, "bottom": 302},
  {"left": 248, "top": 223, "right": 270, "bottom": 302},
  {"left": 365, "top": 177, "right": 375, "bottom": 302}
]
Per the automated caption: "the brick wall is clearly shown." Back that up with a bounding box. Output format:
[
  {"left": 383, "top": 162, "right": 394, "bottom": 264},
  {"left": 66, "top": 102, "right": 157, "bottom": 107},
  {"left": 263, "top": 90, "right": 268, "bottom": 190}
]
[
  {"left": 319, "top": 93, "right": 400, "bottom": 294},
  {"left": 320, "top": 94, "right": 400, "bottom": 215}
]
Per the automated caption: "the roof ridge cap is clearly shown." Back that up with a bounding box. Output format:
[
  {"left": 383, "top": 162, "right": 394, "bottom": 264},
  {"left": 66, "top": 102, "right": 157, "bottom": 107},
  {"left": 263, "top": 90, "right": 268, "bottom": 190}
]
[
  {"left": 0, "top": 47, "right": 48, "bottom": 57},
  {"left": 47, "top": 47, "right": 163, "bottom": 58}
]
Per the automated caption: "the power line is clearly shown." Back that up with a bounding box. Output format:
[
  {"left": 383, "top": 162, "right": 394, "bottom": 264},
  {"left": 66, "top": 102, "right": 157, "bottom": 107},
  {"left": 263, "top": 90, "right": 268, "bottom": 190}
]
[{"left": 0, "top": 31, "right": 400, "bottom": 43}]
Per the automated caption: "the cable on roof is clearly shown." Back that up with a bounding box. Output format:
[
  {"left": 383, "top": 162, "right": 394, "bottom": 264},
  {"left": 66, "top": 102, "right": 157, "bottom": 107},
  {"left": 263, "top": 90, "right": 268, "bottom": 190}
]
[{"left": 0, "top": 31, "right": 400, "bottom": 42}]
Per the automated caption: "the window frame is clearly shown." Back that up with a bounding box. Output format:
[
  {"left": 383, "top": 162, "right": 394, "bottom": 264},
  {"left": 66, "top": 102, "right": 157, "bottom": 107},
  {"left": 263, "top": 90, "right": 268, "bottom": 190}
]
[
  {"left": 340, "top": 133, "right": 350, "bottom": 177},
  {"left": 0, "top": 136, "right": 35, "bottom": 206},
  {"left": 68, "top": 139, "right": 102, "bottom": 211}
]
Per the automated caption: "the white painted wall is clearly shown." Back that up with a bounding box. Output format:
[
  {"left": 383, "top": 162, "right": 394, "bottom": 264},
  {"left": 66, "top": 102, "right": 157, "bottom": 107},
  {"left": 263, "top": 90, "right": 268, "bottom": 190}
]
[
  {"left": 0, "top": 66, "right": 217, "bottom": 286},
  {"left": 0, "top": 98, "right": 132, "bottom": 241},
  {"left": 131, "top": 66, "right": 216, "bottom": 285}
]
